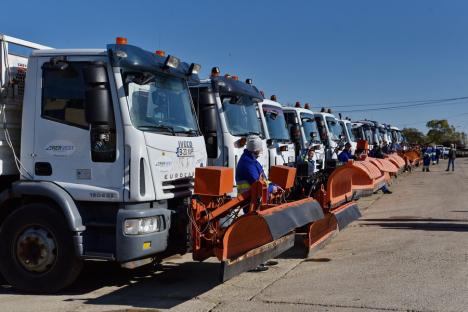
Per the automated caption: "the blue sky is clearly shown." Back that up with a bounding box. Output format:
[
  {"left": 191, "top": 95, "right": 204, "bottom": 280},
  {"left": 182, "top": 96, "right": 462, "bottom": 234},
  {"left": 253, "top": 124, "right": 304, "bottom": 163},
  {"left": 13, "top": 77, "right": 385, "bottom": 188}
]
[{"left": 2, "top": 0, "right": 468, "bottom": 134}]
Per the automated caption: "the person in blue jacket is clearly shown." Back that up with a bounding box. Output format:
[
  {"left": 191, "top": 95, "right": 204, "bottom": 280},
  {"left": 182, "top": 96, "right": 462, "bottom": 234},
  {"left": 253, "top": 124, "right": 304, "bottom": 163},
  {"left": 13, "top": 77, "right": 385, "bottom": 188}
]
[
  {"left": 338, "top": 143, "right": 353, "bottom": 163},
  {"left": 236, "top": 135, "right": 278, "bottom": 196},
  {"left": 422, "top": 150, "right": 431, "bottom": 172},
  {"left": 235, "top": 135, "right": 279, "bottom": 272}
]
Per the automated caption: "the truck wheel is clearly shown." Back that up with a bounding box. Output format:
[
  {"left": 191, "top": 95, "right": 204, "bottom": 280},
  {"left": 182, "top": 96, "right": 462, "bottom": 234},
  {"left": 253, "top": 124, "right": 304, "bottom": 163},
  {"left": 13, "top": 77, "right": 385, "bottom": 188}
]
[{"left": 0, "top": 203, "right": 83, "bottom": 293}]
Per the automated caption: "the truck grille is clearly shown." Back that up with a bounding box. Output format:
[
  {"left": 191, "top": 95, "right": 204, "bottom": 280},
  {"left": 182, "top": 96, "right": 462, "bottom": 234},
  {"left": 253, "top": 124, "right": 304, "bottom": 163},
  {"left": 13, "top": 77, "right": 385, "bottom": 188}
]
[{"left": 162, "top": 177, "right": 194, "bottom": 198}]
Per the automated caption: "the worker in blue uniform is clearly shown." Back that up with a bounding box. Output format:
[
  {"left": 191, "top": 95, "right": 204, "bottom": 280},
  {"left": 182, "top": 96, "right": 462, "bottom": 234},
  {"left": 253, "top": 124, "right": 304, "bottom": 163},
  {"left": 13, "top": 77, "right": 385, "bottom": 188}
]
[
  {"left": 235, "top": 135, "right": 279, "bottom": 272},
  {"left": 236, "top": 135, "right": 278, "bottom": 196},
  {"left": 338, "top": 143, "right": 353, "bottom": 163}
]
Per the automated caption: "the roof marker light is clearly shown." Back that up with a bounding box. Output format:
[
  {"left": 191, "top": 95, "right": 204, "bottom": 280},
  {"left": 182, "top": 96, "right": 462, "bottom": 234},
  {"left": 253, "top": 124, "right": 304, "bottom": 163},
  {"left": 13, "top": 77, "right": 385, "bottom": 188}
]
[
  {"left": 270, "top": 95, "right": 277, "bottom": 101},
  {"left": 155, "top": 50, "right": 166, "bottom": 57},
  {"left": 295, "top": 101, "right": 301, "bottom": 108},
  {"left": 320, "top": 107, "right": 326, "bottom": 112},
  {"left": 188, "top": 63, "right": 201, "bottom": 76},
  {"left": 304, "top": 103, "right": 310, "bottom": 109},
  {"left": 232, "top": 75, "right": 238, "bottom": 80},
  {"left": 164, "top": 55, "right": 180, "bottom": 69},
  {"left": 245, "top": 78, "right": 252, "bottom": 84},
  {"left": 224, "top": 74, "right": 232, "bottom": 78},
  {"left": 116, "top": 37, "right": 128, "bottom": 45}
]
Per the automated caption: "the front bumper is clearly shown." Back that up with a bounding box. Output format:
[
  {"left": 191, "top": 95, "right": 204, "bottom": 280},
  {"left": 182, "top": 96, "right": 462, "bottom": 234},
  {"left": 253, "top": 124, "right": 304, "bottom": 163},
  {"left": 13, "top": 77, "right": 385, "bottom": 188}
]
[{"left": 115, "top": 206, "right": 172, "bottom": 262}]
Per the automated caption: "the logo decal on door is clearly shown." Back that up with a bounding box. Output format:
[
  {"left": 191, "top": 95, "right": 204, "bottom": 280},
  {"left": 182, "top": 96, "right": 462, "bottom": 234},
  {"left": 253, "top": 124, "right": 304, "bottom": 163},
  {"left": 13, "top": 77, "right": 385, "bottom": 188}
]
[{"left": 44, "top": 140, "right": 75, "bottom": 157}]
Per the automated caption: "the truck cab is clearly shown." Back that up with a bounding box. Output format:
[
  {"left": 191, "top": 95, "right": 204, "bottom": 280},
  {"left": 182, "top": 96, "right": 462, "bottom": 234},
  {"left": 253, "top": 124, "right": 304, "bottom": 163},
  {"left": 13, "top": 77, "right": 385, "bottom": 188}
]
[
  {"left": 190, "top": 71, "right": 268, "bottom": 195},
  {"left": 0, "top": 35, "right": 207, "bottom": 292},
  {"left": 376, "top": 123, "right": 391, "bottom": 144},
  {"left": 283, "top": 105, "right": 325, "bottom": 172},
  {"left": 390, "top": 126, "right": 403, "bottom": 144},
  {"left": 257, "top": 97, "right": 295, "bottom": 168},
  {"left": 352, "top": 120, "right": 379, "bottom": 149},
  {"left": 314, "top": 110, "right": 346, "bottom": 161},
  {"left": 339, "top": 118, "right": 357, "bottom": 155}
]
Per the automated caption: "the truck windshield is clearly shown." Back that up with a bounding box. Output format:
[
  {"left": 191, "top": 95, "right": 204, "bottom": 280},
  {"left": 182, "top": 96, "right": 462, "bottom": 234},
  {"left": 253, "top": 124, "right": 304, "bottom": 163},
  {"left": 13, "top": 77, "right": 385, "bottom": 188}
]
[
  {"left": 326, "top": 117, "right": 343, "bottom": 140},
  {"left": 352, "top": 127, "right": 363, "bottom": 140},
  {"left": 222, "top": 95, "right": 262, "bottom": 137},
  {"left": 126, "top": 73, "right": 199, "bottom": 135},
  {"left": 346, "top": 123, "right": 356, "bottom": 142},
  {"left": 363, "top": 126, "right": 374, "bottom": 143},
  {"left": 262, "top": 105, "right": 290, "bottom": 141},
  {"left": 300, "top": 113, "right": 321, "bottom": 144},
  {"left": 379, "top": 129, "right": 387, "bottom": 141}
]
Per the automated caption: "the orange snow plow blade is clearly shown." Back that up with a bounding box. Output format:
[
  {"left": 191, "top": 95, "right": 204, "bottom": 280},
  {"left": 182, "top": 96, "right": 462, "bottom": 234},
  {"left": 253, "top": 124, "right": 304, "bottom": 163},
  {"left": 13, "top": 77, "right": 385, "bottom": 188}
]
[
  {"left": 387, "top": 153, "right": 406, "bottom": 171},
  {"left": 296, "top": 161, "right": 364, "bottom": 257},
  {"left": 367, "top": 157, "right": 397, "bottom": 183},
  {"left": 191, "top": 166, "right": 324, "bottom": 281},
  {"left": 326, "top": 160, "right": 385, "bottom": 201},
  {"left": 302, "top": 201, "right": 360, "bottom": 257},
  {"left": 368, "top": 157, "right": 399, "bottom": 174}
]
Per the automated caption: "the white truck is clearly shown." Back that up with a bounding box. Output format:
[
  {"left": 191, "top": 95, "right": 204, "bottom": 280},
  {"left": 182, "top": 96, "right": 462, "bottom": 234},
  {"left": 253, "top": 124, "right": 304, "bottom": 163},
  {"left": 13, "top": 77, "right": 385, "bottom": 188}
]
[
  {"left": 257, "top": 97, "right": 295, "bottom": 168},
  {"left": 376, "top": 122, "right": 391, "bottom": 144},
  {"left": 339, "top": 118, "right": 357, "bottom": 155},
  {"left": 352, "top": 120, "right": 379, "bottom": 149},
  {"left": 314, "top": 110, "right": 346, "bottom": 163},
  {"left": 0, "top": 34, "right": 207, "bottom": 292},
  {"left": 189, "top": 70, "right": 268, "bottom": 195},
  {"left": 283, "top": 105, "right": 325, "bottom": 172},
  {"left": 390, "top": 126, "right": 405, "bottom": 145}
]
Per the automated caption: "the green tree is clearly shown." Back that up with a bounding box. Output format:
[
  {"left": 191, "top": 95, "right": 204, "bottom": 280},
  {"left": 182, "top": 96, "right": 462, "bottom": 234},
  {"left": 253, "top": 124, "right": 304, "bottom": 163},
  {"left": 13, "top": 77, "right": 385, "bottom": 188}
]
[
  {"left": 402, "top": 127, "right": 426, "bottom": 144},
  {"left": 425, "top": 119, "right": 453, "bottom": 144}
]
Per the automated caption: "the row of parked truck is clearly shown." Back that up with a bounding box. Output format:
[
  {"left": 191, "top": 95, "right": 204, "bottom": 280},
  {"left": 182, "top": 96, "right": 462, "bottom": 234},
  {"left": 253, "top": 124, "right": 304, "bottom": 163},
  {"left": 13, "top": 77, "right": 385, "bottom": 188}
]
[{"left": 0, "top": 35, "right": 417, "bottom": 293}]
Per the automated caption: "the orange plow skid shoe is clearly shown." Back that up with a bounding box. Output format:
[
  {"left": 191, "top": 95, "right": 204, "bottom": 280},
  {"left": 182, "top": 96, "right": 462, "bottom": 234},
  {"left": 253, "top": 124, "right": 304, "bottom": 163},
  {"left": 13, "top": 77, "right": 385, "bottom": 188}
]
[{"left": 191, "top": 166, "right": 325, "bottom": 281}]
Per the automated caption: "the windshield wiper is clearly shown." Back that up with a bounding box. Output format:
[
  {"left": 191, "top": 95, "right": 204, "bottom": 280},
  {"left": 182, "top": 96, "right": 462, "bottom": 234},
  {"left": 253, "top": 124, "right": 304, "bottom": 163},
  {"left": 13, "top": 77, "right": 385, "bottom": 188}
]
[
  {"left": 236, "top": 131, "right": 262, "bottom": 137},
  {"left": 174, "top": 129, "right": 200, "bottom": 136},
  {"left": 138, "top": 125, "right": 175, "bottom": 135}
]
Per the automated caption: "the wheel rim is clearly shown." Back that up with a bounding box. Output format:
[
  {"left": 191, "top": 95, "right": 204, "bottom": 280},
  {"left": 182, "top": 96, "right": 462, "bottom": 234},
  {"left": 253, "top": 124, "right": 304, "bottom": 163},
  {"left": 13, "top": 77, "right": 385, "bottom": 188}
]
[{"left": 16, "top": 226, "right": 57, "bottom": 273}]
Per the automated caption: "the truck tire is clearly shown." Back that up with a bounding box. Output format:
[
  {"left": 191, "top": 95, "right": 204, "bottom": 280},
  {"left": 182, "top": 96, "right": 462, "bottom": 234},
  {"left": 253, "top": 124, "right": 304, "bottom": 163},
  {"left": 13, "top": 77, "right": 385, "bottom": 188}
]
[{"left": 0, "top": 203, "right": 83, "bottom": 293}]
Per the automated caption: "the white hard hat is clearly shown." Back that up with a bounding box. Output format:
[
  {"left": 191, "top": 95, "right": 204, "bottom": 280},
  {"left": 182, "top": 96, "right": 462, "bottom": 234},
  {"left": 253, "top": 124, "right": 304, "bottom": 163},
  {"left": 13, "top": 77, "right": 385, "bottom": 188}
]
[{"left": 246, "top": 135, "right": 263, "bottom": 153}]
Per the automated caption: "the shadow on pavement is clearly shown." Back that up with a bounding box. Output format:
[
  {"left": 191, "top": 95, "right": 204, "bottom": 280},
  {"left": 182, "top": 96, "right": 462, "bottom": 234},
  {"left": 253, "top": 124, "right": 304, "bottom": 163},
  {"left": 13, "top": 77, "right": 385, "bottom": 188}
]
[
  {"left": 1, "top": 259, "right": 221, "bottom": 310},
  {"left": 360, "top": 217, "right": 468, "bottom": 232}
]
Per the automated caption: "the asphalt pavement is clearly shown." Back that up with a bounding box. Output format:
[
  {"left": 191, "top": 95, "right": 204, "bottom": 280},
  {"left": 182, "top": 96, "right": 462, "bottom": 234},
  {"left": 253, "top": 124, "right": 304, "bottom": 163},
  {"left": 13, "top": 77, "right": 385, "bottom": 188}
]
[{"left": 0, "top": 159, "right": 467, "bottom": 312}]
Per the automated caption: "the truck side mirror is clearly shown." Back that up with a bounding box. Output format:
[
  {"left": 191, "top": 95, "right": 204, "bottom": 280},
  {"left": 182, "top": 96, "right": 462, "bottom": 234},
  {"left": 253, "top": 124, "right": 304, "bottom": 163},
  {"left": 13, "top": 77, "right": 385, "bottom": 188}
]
[
  {"left": 83, "top": 63, "right": 113, "bottom": 124},
  {"left": 83, "top": 63, "right": 116, "bottom": 162},
  {"left": 191, "top": 87, "right": 218, "bottom": 158}
]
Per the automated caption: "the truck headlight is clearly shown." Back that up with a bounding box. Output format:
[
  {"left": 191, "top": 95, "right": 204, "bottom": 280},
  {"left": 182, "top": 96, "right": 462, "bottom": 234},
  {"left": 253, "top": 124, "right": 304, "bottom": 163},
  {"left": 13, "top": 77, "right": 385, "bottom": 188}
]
[{"left": 124, "top": 216, "right": 164, "bottom": 235}]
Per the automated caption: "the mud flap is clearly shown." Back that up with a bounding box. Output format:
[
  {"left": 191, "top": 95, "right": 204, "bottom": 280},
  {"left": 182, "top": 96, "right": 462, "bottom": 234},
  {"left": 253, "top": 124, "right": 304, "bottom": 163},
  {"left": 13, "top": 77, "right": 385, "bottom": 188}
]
[
  {"left": 332, "top": 202, "right": 361, "bottom": 230},
  {"left": 220, "top": 233, "right": 295, "bottom": 282},
  {"left": 260, "top": 198, "right": 324, "bottom": 240}
]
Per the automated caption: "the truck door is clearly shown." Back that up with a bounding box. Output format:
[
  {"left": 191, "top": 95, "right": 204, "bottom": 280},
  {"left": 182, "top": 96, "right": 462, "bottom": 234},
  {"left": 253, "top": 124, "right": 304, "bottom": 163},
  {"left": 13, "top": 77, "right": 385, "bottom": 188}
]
[{"left": 32, "top": 56, "right": 124, "bottom": 202}]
